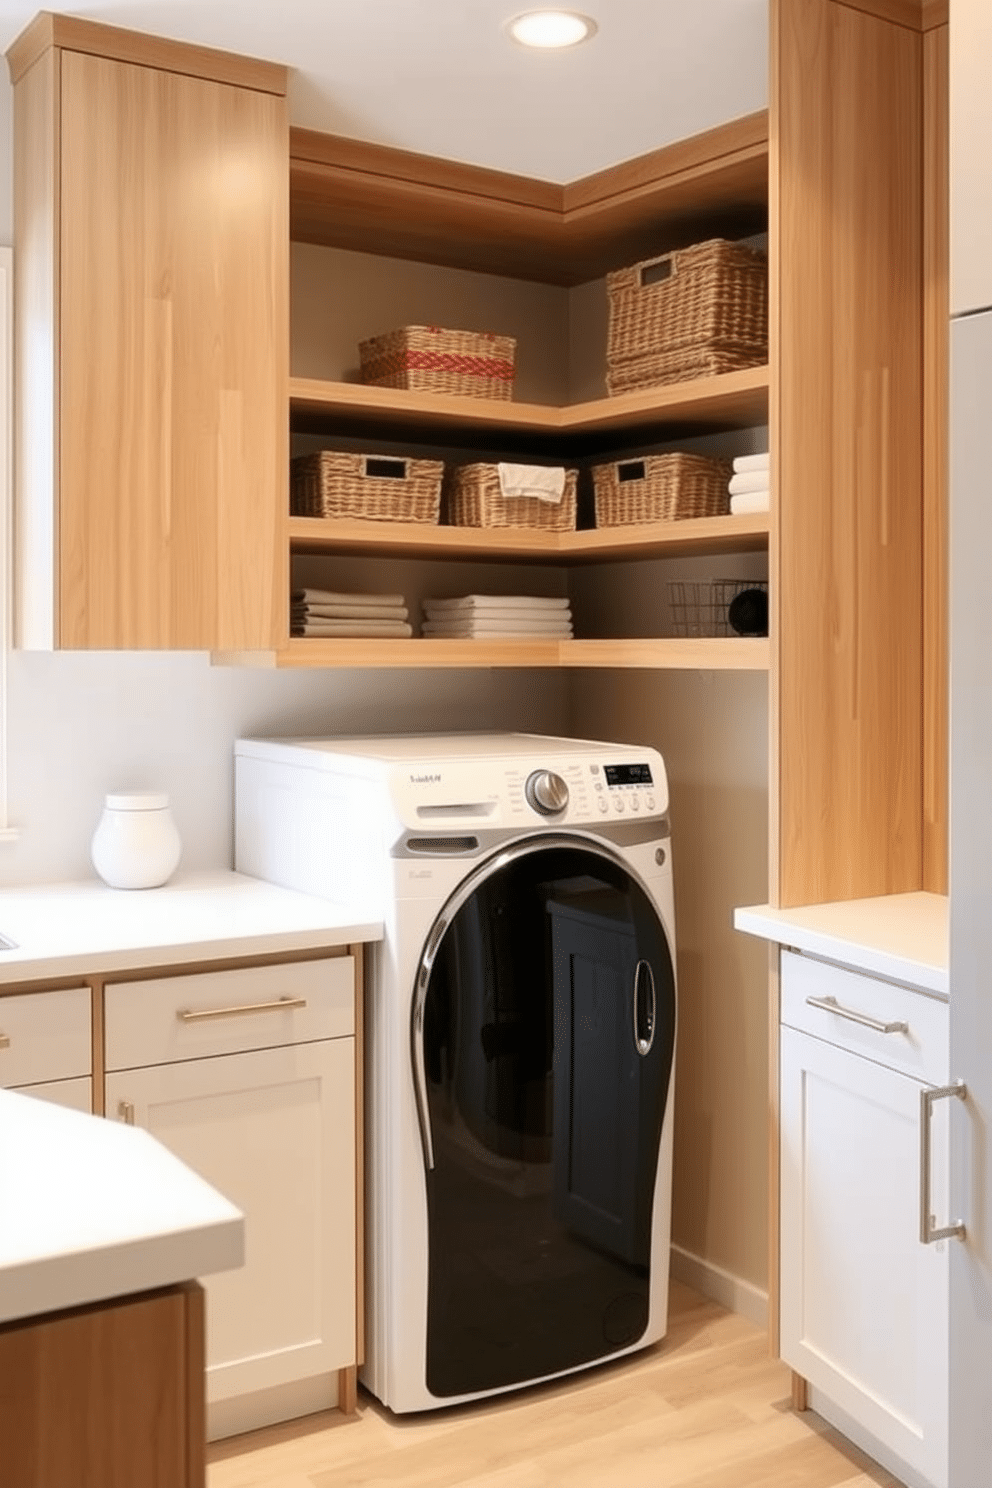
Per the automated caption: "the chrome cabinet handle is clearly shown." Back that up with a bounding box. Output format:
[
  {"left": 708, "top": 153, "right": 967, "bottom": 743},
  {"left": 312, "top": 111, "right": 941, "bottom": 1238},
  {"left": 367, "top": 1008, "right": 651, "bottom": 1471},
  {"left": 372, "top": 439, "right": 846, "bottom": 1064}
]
[
  {"left": 633, "top": 959, "right": 656, "bottom": 1056},
  {"left": 920, "top": 1081, "right": 966, "bottom": 1245},
  {"left": 0, "top": 1032, "right": 9, "bottom": 1050},
  {"left": 805, "top": 993, "right": 908, "bottom": 1035},
  {"left": 176, "top": 995, "right": 307, "bottom": 1023}
]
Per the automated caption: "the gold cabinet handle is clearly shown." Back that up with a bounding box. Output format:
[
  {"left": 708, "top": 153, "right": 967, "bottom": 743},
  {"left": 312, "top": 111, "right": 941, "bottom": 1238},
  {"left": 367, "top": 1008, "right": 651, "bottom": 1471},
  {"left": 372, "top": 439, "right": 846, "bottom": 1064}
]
[
  {"left": 0, "top": 1032, "right": 9, "bottom": 1050},
  {"left": 176, "top": 995, "right": 307, "bottom": 1024},
  {"left": 117, "top": 1100, "right": 135, "bottom": 1125}
]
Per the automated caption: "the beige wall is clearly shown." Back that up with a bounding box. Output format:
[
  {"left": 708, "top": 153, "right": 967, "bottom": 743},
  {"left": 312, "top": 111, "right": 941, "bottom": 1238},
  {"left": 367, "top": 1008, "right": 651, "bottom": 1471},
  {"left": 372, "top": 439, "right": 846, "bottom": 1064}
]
[{"left": 570, "top": 667, "right": 770, "bottom": 1292}]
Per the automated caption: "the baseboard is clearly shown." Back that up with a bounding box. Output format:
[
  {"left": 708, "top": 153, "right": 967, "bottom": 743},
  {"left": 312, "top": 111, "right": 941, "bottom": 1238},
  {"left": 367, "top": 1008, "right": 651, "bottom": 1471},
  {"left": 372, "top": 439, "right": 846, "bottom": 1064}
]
[
  {"left": 669, "top": 1244, "right": 768, "bottom": 1329},
  {"left": 207, "top": 1370, "right": 338, "bottom": 1442}
]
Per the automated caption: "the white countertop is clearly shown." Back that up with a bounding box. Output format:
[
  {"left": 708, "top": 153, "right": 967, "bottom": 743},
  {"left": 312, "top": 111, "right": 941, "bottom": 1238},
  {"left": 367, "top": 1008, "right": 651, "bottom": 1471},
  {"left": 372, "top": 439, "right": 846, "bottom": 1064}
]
[
  {"left": 0, "top": 871, "right": 383, "bottom": 984},
  {"left": 0, "top": 1086, "right": 244, "bottom": 1326},
  {"left": 734, "top": 891, "right": 949, "bottom": 997}
]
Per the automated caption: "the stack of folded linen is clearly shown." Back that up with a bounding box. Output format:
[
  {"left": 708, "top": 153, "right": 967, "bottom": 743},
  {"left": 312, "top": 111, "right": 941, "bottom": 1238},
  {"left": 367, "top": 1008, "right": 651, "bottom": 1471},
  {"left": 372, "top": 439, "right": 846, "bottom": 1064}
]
[
  {"left": 422, "top": 595, "right": 573, "bottom": 639},
  {"left": 290, "top": 588, "right": 412, "bottom": 638},
  {"left": 728, "top": 451, "right": 770, "bottom": 514}
]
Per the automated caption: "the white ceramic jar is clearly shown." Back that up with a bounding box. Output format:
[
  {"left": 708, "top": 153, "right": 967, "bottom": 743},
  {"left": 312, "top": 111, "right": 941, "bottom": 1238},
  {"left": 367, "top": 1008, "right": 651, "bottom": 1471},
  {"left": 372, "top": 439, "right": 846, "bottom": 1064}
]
[{"left": 91, "top": 792, "right": 182, "bottom": 890}]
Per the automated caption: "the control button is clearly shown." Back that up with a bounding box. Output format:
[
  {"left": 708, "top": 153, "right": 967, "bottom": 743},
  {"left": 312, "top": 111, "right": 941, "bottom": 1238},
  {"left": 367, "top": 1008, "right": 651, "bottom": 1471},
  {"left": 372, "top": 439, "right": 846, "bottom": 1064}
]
[
  {"left": 613, "top": 797, "right": 625, "bottom": 813},
  {"left": 630, "top": 795, "right": 640, "bottom": 812},
  {"left": 598, "top": 797, "right": 609, "bottom": 813},
  {"left": 646, "top": 795, "right": 656, "bottom": 811},
  {"left": 525, "top": 769, "right": 569, "bottom": 816}
]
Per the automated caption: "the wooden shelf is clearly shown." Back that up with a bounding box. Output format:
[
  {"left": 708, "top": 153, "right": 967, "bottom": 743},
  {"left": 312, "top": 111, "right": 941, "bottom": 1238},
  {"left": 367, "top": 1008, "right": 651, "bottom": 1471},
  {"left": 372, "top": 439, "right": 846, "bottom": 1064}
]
[
  {"left": 215, "top": 636, "right": 770, "bottom": 672},
  {"left": 289, "top": 365, "right": 770, "bottom": 447},
  {"left": 289, "top": 510, "right": 769, "bottom": 563}
]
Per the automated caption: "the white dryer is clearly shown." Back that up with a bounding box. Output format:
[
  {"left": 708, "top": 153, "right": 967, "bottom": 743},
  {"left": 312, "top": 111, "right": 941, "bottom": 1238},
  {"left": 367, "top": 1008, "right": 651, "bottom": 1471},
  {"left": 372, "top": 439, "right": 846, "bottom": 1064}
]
[{"left": 234, "top": 732, "right": 677, "bottom": 1414}]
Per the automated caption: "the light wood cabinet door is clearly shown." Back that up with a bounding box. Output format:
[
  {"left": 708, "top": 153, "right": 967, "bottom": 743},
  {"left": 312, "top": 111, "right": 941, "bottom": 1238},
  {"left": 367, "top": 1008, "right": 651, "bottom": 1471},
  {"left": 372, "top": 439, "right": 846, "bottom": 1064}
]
[
  {"left": 11, "top": 22, "right": 289, "bottom": 650},
  {"left": 106, "top": 1038, "right": 355, "bottom": 1424},
  {"left": 780, "top": 1023, "right": 948, "bottom": 1488},
  {"left": 949, "top": 0, "right": 992, "bottom": 315}
]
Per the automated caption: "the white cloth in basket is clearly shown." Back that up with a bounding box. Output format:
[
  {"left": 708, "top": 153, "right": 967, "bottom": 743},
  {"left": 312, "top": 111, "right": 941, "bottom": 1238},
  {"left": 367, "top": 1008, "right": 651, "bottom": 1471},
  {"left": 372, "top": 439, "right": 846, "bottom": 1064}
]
[{"left": 496, "top": 464, "right": 567, "bottom": 503}]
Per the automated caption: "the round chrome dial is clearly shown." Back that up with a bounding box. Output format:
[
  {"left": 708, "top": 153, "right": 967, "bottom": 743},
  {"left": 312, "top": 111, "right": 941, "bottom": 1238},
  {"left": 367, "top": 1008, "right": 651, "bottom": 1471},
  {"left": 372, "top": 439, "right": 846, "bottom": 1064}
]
[{"left": 525, "top": 769, "right": 569, "bottom": 816}]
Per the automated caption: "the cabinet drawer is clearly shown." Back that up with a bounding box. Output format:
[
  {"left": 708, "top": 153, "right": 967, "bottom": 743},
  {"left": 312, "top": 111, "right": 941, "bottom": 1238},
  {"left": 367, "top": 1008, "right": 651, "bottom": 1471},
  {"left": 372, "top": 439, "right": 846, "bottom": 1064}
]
[
  {"left": 781, "top": 950, "right": 948, "bottom": 1085},
  {"left": 105, "top": 956, "right": 354, "bottom": 1071},
  {"left": 0, "top": 987, "right": 91, "bottom": 1087}
]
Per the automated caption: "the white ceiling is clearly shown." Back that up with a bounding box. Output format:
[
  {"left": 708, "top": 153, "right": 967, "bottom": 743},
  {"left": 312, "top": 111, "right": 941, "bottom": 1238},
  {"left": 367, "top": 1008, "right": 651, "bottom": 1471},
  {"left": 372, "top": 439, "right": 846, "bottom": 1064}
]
[{"left": 0, "top": 0, "right": 769, "bottom": 181}]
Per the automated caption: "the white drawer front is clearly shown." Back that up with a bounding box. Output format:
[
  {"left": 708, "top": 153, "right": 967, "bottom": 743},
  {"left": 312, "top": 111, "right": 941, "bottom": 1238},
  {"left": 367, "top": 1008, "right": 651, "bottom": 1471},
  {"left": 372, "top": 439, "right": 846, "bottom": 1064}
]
[
  {"left": 105, "top": 955, "right": 354, "bottom": 1071},
  {"left": 781, "top": 950, "right": 949, "bottom": 1085},
  {"left": 0, "top": 986, "right": 91, "bottom": 1087}
]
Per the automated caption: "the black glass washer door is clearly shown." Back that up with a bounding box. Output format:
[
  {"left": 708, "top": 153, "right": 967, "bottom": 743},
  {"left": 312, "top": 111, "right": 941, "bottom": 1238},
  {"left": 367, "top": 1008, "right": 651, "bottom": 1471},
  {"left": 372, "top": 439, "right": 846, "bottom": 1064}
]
[{"left": 415, "top": 839, "right": 675, "bottom": 1400}]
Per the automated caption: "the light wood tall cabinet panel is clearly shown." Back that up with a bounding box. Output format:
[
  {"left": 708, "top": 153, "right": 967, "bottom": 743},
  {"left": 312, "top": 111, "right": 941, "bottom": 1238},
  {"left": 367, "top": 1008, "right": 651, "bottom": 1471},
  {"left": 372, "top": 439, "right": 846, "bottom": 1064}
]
[
  {"left": 6, "top": 14, "right": 289, "bottom": 651},
  {"left": 771, "top": 0, "right": 927, "bottom": 907}
]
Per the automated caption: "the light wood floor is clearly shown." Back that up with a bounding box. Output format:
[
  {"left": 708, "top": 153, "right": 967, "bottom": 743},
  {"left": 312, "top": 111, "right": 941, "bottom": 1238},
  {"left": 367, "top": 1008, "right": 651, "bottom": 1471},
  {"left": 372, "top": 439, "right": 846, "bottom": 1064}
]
[{"left": 207, "top": 1281, "right": 903, "bottom": 1488}]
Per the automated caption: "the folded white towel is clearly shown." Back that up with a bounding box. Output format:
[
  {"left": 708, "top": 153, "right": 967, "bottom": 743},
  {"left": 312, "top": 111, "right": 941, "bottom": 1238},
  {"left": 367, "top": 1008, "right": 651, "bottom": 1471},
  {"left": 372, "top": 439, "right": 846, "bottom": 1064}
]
[
  {"left": 423, "top": 620, "right": 574, "bottom": 638},
  {"left": 291, "top": 619, "right": 413, "bottom": 638},
  {"left": 292, "top": 602, "right": 409, "bottom": 621},
  {"left": 729, "top": 490, "right": 770, "bottom": 515},
  {"left": 496, "top": 464, "right": 567, "bottom": 504},
  {"left": 729, "top": 470, "right": 771, "bottom": 496},
  {"left": 732, "top": 451, "right": 770, "bottom": 474},
  {"left": 291, "top": 588, "right": 406, "bottom": 608},
  {"left": 424, "top": 605, "right": 570, "bottom": 624},
  {"left": 423, "top": 594, "right": 571, "bottom": 612}
]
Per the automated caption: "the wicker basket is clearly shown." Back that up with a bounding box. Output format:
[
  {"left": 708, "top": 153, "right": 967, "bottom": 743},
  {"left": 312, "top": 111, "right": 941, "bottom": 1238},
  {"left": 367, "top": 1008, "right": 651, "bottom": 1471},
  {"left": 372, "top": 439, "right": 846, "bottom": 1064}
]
[
  {"left": 668, "top": 579, "right": 768, "bottom": 638},
  {"left": 290, "top": 451, "right": 443, "bottom": 524},
  {"left": 606, "top": 239, "right": 767, "bottom": 394},
  {"left": 592, "top": 453, "right": 731, "bottom": 526},
  {"left": 445, "top": 464, "right": 577, "bottom": 531},
  {"left": 358, "top": 326, "right": 516, "bottom": 401}
]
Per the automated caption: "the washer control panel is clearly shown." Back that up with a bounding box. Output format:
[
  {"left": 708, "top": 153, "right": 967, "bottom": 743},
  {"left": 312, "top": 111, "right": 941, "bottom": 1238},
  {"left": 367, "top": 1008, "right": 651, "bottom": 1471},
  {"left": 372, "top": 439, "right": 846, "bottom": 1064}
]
[
  {"left": 588, "top": 760, "right": 657, "bottom": 817},
  {"left": 525, "top": 769, "right": 570, "bottom": 816}
]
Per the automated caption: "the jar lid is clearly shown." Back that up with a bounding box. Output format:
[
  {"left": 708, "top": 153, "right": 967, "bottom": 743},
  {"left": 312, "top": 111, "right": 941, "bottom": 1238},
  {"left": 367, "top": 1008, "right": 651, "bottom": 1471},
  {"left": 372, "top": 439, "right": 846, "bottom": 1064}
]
[{"left": 104, "top": 792, "right": 171, "bottom": 812}]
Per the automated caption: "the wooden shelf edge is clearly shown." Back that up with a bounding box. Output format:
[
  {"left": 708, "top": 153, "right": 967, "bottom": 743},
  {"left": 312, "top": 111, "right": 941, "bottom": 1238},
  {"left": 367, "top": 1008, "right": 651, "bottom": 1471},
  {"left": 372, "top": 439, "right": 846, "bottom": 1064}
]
[
  {"left": 211, "top": 636, "right": 770, "bottom": 672},
  {"left": 288, "top": 511, "right": 770, "bottom": 562},
  {"left": 289, "top": 365, "right": 770, "bottom": 437}
]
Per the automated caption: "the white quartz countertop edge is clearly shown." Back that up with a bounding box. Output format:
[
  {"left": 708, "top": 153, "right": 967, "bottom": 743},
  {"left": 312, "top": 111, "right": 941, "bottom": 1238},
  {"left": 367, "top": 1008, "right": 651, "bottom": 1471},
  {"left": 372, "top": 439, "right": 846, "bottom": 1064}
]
[
  {"left": 0, "top": 1088, "right": 244, "bottom": 1326},
  {"left": 0, "top": 871, "right": 383, "bottom": 984},
  {"left": 734, "top": 891, "right": 949, "bottom": 998}
]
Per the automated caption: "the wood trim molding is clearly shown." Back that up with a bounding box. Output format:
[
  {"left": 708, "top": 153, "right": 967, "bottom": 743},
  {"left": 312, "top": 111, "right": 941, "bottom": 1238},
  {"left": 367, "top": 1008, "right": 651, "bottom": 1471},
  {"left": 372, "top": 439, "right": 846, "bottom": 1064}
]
[
  {"left": 290, "top": 112, "right": 770, "bottom": 284},
  {"left": 834, "top": 0, "right": 936, "bottom": 29},
  {"left": 6, "top": 10, "right": 288, "bottom": 93}
]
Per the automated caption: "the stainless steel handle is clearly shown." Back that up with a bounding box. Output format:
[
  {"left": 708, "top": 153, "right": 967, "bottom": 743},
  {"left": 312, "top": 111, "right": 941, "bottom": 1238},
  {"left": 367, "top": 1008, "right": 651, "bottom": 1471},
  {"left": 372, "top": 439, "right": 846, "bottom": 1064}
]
[
  {"left": 176, "top": 995, "right": 307, "bottom": 1023},
  {"left": 805, "top": 993, "right": 908, "bottom": 1035},
  {"left": 920, "top": 1080, "right": 966, "bottom": 1245},
  {"left": 117, "top": 1100, "right": 135, "bottom": 1125},
  {"left": 633, "top": 959, "right": 656, "bottom": 1056},
  {"left": 0, "top": 1032, "right": 9, "bottom": 1050}
]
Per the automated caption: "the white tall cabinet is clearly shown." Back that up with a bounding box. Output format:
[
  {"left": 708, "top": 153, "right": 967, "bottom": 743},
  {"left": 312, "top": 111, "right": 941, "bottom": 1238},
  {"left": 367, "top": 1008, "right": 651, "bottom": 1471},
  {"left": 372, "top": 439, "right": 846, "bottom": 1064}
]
[{"left": 948, "top": 1, "right": 992, "bottom": 1482}]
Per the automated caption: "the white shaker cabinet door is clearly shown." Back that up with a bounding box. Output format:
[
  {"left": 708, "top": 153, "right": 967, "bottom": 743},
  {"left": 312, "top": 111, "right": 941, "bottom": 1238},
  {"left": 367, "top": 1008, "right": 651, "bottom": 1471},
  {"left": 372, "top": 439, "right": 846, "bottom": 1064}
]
[
  {"left": 106, "top": 1038, "right": 355, "bottom": 1417},
  {"left": 950, "top": 0, "right": 992, "bottom": 315},
  {"left": 780, "top": 1025, "right": 948, "bottom": 1488},
  {"left": 9, "top": 1076, "right": 92, "bottom": 1112}
]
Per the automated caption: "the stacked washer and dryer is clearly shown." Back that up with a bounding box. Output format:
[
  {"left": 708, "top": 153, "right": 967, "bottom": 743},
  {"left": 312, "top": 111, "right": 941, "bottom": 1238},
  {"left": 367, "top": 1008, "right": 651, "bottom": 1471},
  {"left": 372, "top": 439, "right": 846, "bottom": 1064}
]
[{"left": 234, "top": 732, "right": 677, "bottom": 1414}]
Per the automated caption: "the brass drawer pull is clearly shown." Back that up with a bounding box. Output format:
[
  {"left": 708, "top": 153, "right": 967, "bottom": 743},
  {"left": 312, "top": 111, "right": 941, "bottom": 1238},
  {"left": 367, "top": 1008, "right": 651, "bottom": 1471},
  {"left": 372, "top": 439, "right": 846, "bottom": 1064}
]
[
  {"left": 0, "top": 1032, "right": 9, "bottom": 1050},
  {"left": 805, "top": 993, "right": 908, "bottom": 1035},
  {"left": 177, "top": 995, "right": 308, "bottom": 1024}
]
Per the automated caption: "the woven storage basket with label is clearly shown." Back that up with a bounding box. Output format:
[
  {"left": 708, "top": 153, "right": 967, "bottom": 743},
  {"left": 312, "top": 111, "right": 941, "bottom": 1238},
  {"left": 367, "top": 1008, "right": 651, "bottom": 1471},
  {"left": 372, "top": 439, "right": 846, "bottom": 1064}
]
[
  {"left": 592, "top": 453, "right": 732, "bottom": 526},
  {"left": 358, "top": 326, "right": 516, "bottom": 400},
  {"left": 606, "top": 239, "right": 767, "bottom": 394},
  {"left": 445, "top": 464, "right": 577, "bottom": 531},
  {"left": 290, "top": 451, "right": 443, "bottom": 524}
]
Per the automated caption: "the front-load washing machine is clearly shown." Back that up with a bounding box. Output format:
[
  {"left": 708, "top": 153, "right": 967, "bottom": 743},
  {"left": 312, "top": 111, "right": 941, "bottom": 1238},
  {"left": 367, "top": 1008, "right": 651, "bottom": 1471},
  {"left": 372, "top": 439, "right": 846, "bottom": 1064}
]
[{"left": 234, "top": 732, "right": 677, "bottom": 1414}]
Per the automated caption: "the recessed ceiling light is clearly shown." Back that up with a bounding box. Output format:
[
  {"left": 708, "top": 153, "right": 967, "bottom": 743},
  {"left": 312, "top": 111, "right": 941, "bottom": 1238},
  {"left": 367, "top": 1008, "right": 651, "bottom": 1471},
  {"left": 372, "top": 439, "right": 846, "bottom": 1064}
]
[{"left": 507, "top": 11, "right": 598, "bottom": 49}]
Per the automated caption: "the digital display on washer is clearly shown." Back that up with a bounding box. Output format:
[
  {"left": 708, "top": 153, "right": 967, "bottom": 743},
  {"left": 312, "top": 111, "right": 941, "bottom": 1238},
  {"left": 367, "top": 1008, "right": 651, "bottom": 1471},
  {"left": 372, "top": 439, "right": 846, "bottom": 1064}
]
[{"left": 604, "top": 762, "right": 653, "bottom": 787}]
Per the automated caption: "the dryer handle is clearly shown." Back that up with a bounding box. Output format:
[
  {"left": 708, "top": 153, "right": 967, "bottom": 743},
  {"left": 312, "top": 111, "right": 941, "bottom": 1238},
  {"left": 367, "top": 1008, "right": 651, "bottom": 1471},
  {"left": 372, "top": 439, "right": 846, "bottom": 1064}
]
[
  {"left": 633, "top": 959, "right": 656, "bottom": 1056},
  {"left": 412, "top": 981, "right": 435, "bottom": 1171}
]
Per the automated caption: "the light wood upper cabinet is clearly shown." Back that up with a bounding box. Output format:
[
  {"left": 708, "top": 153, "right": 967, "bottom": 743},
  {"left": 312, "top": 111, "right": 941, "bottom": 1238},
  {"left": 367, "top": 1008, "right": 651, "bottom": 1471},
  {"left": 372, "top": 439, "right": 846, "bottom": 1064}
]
[
  {"left": 949, "top": 0, "right": 992, "bottom": 315},
  {"left": 7, "top": 14, "right": 289, "bottom": 650}
]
